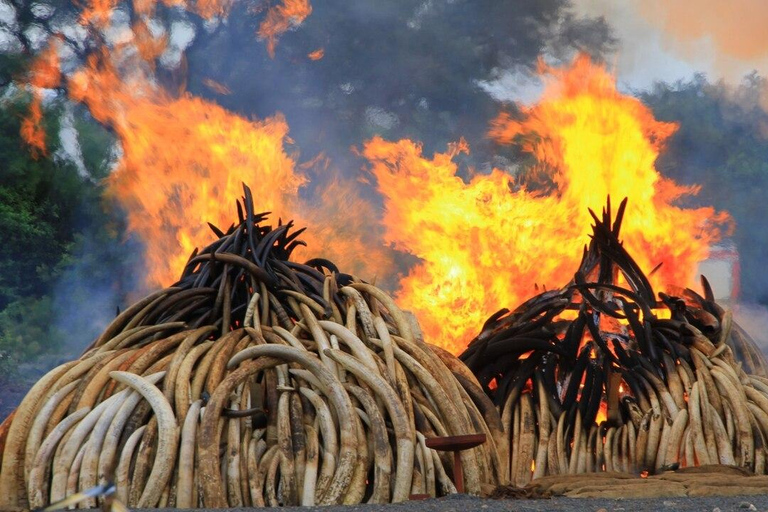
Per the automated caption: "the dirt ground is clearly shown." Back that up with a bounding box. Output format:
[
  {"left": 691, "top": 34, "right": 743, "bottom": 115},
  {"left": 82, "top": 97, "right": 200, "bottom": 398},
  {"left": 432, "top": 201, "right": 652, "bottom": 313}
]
[{"left": 126, "top": 494, "right": 768, "bottom": 512}]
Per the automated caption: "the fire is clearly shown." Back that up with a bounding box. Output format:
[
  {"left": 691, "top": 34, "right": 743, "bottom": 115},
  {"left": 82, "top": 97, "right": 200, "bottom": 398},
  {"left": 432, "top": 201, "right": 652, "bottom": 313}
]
[
  {"left": 80, "top": 0, "right": 231, "bottom": 26},
  {"left": 20, "top": 41, "right": 61, "bottom": 156},
  {"left": 69, "top": 52, "right": 389, "bottom": 287},
  {"left": 20, "top": 0, "right": 235, "bottom": 153},
  {"left": 258, "top": 0, "right": 313, "bottom": 58},
  {"left": 596, "top": 403, "right": 608, "bottom": 425},
  {"left": 21, "top": 98, "right": 48, "bottom": 158},
  {"left": 17, "top": 0, "right": 369, "bottom": 290},
  {"left": 70, "top": 58, "right": 303, "bottom": 286},
  {"left": 366, "top": 55, "right": 729, "bottom": 354},
  {"left": 20, "top": 0, "right": 729, "bottom": 363},
  {"left": 27, "top": 40, "right": 61, "bottom": 89},
  {"left": 192, "top": 0, "right": 234, "bottom": 19}
]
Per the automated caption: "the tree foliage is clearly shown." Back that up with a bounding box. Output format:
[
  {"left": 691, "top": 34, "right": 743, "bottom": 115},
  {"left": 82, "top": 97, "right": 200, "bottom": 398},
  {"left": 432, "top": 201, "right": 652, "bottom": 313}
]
[
  {"left": 641, "top": 75, "right": 768, "bottom": 304},
  {"left": 186, "top": 0, "right": 615, "bottom": 166},
  {"left": 0, "top": 89, "right": 123, "bottom": 363}
]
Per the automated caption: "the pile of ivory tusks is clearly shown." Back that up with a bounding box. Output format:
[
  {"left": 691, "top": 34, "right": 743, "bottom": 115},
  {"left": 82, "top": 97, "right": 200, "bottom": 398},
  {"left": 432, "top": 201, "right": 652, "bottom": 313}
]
[
  {"left": 499, "top": 339, "right": 768, "bottom": 488},
  {"left": 0, "top": 282, "right": 504, "bottom": 510},
  {"left": 462, "top": 198, "right": 768, "bottom": 487}
]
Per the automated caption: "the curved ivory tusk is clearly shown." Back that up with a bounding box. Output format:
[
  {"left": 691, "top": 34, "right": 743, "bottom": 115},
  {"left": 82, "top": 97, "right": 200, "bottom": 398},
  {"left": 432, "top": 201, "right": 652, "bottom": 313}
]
[
  {"left": 711, "top": 368, "right": 754, "bottom": 470},
  {"left": 299, "top": 387, "right": 337, "bottom": 498},
  {"left": 324, "top": 348, "right": 414, "bottom": 502},
  {"left": 176, "top": 399, "right": 202, "bottom": 508},
  {"left": 97, "top": 372, "right": 165, "bottom": 489},
  {"left": 115, "top": 426, "right": 146, "bottom": 504},
  {"left": 318, "top": 320, "right": 381, "bottom": 376},
  {"left": 109, "top": 371, "right": 178, "bottom": 508},
  {"left": 24, "top": 380, "right": 82, "bottom": 484},
  {"left": 345, "top": 384, "right": 392, "bottom": 503},
  {"left": 27, "top": 407, "right": 90, "bottom": 509},
  {"left": 664, "top": 408, "right": 688, "bottom": 467},
  {"left": 348, "top": 283, "right": 413, "bottom": 342},
  {"left": 49, "top": 388, "right": 130, "bottom": 503},
  {"left": 200, "top": 346, "right": 356, "bottom": 506},
  {"left": 301, "top": 425, "right": 319, "bottom": 506}
]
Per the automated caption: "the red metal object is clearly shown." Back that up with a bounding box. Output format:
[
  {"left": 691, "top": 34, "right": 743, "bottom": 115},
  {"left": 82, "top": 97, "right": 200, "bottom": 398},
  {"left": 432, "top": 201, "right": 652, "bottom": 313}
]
[{"left": 425, "top": 433, "right": 487, "bottom": 493}]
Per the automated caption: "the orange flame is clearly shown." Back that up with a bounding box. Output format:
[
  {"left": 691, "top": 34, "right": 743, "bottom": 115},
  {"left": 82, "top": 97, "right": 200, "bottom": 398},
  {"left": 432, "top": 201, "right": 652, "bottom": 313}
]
[
  {"left": 21, "top": 41, "right": 61, "bottom": 156},
  {"left": 81, "top": 0, "right": 226, "bottom": 26},
  {"left": 17, "top": 0, "right": 334, "bottom": 289},
  {"left": 366, "top": 55, "right": 729, "bottom": 354},
  {"left": 70, "top": 56, "right": 297, "bottom": 287},
  {"left": 21, "top": 97, "right": 48, "bottom": 158},
  {"left": 28, "top": 41, "right": 61, "bottom": 90},
  {"left": 69, "top": 50, "right": 389, "bottom": 287},
  {"left": 132, "top": 20, "right": 168, "bottom": 64},
  {"left": 258, "top": 0, "right": 312, "bottom": 58},
  {"left": 80, "top": 0, "right": 118, "bottom": 28},
  {"left": 596, "top": 403, "right": 608, "bottom": 425},
  {"left": 20, "top": 0, "right": 235, "bottom": 152},
  {"left": 193, "top": 0, "right": 234, "bottom": 19}
]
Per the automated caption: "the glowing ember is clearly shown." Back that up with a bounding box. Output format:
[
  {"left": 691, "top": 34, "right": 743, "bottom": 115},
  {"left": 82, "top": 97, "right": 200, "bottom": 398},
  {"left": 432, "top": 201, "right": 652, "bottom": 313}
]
[
  {"left": 366, "top": 55, "right": 729, "bottom": 354},
  {"left": 308, "top": 48, "right": 325, "bottom": 61},
  {"left": 595, "top": 402, "right": 608, "bottom": 425}
]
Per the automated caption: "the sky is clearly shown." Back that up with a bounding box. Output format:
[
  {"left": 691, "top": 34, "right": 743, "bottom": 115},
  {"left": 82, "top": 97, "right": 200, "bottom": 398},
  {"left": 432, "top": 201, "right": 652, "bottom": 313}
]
[{"left": 572, "top": 0, "right": 768, "bottom": 91}]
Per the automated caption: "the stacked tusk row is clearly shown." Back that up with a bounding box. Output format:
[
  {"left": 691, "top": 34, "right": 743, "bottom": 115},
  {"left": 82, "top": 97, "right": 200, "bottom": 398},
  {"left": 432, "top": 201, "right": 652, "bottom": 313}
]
[
  {"left": 460, "top": 198, "right": 768, "bottom": 486},
  {"left": 1, "top": 191, "right": 767, "bottom": 509},
  {"left": 0, "top": 185, "right": 503, "bottom": 510}
]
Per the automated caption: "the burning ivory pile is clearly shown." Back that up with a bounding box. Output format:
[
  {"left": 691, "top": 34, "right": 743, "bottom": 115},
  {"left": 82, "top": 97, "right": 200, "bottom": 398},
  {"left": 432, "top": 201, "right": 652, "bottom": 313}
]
[
  {"left": 461, "top": 198, "right": 768, "bottom": 487},
  {"left": 0, "top": 185, "right": 503, "bottom": 510}
]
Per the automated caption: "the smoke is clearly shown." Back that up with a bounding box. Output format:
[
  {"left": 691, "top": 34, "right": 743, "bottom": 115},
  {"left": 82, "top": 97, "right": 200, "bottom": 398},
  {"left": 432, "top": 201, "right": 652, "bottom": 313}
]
[
  {"left": 185, "top": 0, "right": 617, "bottom": 172},
  {"left": 733, "top": 303, "right": 768, "bottom": 357},
  {"left": 51, "top": 232, "right": 146, "bottom": 359},
  {"left": 573, "top": 0, "right": 768, "bottom": 88},
  {"left": 638, "top": 0, "right": 768, "bottom": 73}
]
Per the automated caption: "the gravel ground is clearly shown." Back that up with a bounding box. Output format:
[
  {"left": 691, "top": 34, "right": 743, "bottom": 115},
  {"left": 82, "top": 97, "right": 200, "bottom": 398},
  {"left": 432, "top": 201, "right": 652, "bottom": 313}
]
[{"left": 125, "top": 494, "right": 768, "bottom": 512}]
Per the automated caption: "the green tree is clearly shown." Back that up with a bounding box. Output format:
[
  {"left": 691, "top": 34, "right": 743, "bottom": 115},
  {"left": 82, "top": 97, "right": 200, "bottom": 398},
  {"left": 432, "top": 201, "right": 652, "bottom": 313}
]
[
  {"left": 0, "top": 96, "right": 76, "bottom": 309},
  {"left": 185, "top": 0, "right": 615, "bottom": 168},
  {"left": 0, "top": 89, "right": 126, "bottom": 363},
  {"left": 640, "top": 75, "right": 768, "bottom": 304}
]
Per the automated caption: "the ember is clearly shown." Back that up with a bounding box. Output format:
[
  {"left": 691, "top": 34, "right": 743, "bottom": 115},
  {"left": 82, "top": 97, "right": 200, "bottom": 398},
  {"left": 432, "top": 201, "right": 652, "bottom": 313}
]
[{"left": 461, "top": 197, "right": 768, "bottom": 485}]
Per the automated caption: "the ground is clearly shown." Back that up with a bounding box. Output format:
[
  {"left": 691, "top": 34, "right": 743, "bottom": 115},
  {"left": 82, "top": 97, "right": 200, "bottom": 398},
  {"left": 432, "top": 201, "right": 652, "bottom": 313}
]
[{"left": 123, "top": 494, "right": 768, "bottom": 512}]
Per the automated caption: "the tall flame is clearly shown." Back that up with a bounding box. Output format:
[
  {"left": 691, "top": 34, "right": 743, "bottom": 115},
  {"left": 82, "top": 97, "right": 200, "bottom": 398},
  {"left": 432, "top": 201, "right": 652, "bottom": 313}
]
[
  {"left": 16, "top": 0, "right": 363, "bottom": 289},
  {"left": 366, "top": 55, "right": 729, "bottom": 353},
  {"left": 69, "top": 57, "right": 302, "bottom": 286},
  {"left": 70, "top": 53, "right": 389, "bottom": 287}
]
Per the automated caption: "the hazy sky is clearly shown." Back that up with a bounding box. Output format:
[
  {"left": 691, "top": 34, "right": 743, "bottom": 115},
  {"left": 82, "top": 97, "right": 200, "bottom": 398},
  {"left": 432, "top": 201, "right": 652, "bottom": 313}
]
[{"left": 573, "top": 0, "right": 768, "bottom": 91}]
